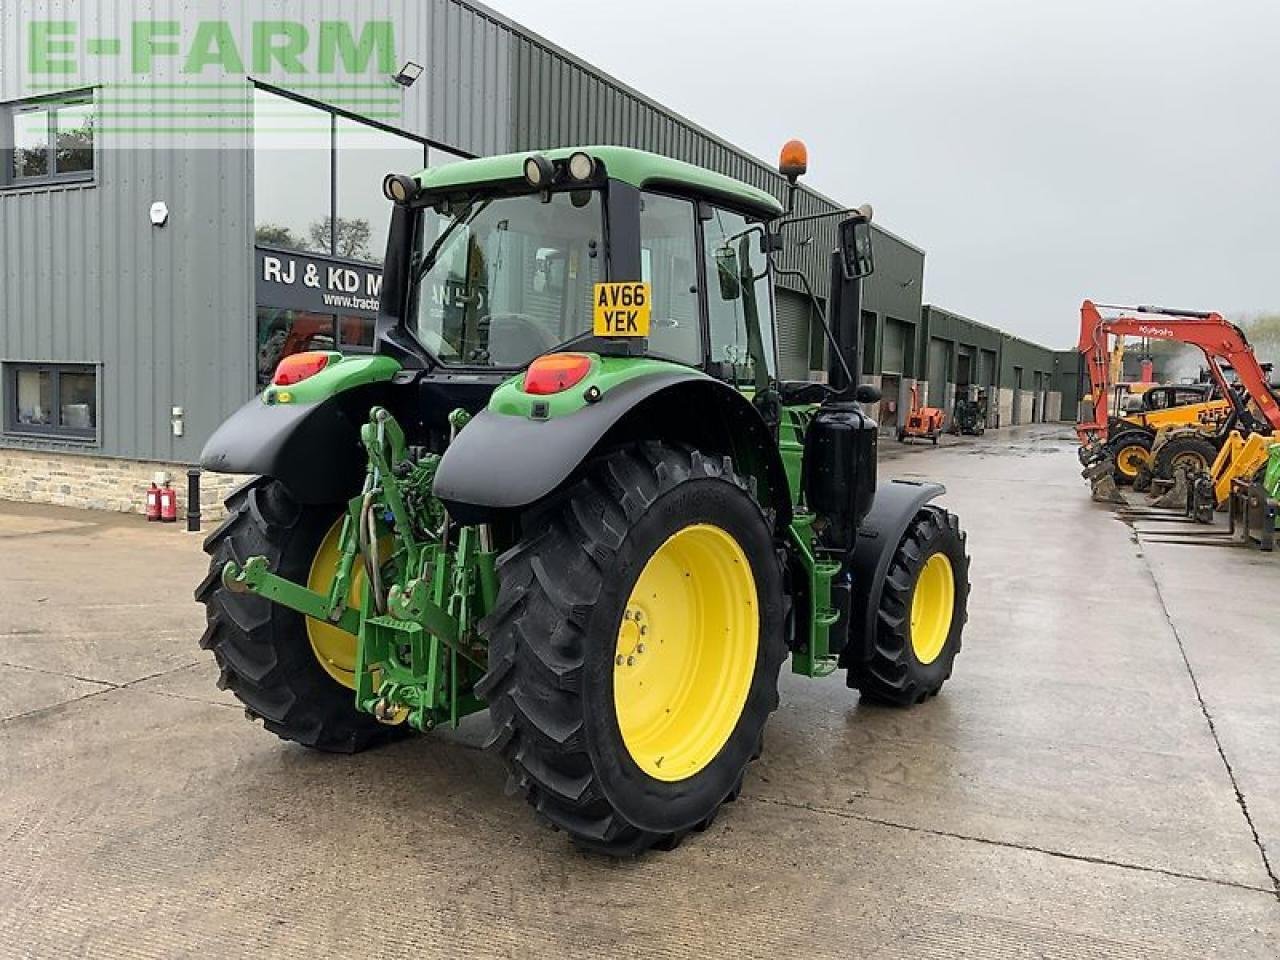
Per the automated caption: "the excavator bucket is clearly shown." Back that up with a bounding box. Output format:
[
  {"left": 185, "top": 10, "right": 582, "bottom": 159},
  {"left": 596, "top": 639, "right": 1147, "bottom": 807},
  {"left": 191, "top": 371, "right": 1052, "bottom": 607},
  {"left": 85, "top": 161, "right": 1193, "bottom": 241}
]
[
  {"left": 1153, "top": 465, "right": 1192, "bottom": 509},
  {"left": 1084, "top": 457, "right": 1125, "bottom": 503}
]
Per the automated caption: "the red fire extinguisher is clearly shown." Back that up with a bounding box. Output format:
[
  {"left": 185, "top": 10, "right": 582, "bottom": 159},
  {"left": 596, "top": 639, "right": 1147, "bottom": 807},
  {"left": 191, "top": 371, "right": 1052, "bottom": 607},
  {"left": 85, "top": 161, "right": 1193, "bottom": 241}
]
[
  {"left": 159, "top": 482, "right": 178, "bottom": 523},
  {"left": 145, "top": 482, "right": 162, "bottom": 522}
]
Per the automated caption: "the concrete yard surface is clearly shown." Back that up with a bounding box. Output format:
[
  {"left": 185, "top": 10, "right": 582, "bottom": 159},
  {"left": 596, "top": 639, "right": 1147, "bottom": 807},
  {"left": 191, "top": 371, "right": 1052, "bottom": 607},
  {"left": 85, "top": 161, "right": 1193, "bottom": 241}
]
[{"left": 1, "top": 424, "right": 1278, "bottom": 958}]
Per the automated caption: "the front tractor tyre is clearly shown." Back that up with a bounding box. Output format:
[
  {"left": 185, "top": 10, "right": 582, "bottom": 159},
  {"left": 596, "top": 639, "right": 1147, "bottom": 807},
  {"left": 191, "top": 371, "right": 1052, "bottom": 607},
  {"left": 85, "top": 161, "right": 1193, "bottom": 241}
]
[
  {"left": 195, "top": 478, "right": 400, "bottom": 753},
  {"left": 478, "top": 444, "right": 785, "bottom": 856},
  {"left": 848, "top": 506, "right": 970, "bottom": 706}
]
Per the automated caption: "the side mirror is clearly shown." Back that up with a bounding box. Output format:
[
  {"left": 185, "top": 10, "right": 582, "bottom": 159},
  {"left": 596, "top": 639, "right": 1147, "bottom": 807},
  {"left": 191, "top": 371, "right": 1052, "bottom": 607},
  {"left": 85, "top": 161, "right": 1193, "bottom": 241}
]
[
  {"left": 714, "top": 247, "right": 741, "bottom": 301},
  {"left": 854, "top": 384, "right": 881, "bottom": 403},
  {"left": 838, "top": 214, "right": 875, "bottom": 280}
]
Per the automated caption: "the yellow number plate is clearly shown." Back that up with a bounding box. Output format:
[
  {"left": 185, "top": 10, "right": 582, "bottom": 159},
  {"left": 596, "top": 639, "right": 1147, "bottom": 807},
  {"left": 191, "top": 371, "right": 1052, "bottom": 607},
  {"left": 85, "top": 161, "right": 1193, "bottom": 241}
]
[{"left": 593, "top": 282, "right": 651, "bottom": 337}]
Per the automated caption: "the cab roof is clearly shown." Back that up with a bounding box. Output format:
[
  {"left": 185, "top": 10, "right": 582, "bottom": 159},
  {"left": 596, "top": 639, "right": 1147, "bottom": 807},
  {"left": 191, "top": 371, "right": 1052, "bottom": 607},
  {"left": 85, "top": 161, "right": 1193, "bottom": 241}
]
[{"left": 412, "top": 145, "right": 784, "bottom": 220}]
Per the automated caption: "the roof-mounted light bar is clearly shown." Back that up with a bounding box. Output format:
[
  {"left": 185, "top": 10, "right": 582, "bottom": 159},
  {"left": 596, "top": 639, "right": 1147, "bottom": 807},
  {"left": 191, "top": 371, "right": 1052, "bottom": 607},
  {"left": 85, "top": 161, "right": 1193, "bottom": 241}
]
[{"left": 522, "top": 151, "right": 598, "bottom": 190}]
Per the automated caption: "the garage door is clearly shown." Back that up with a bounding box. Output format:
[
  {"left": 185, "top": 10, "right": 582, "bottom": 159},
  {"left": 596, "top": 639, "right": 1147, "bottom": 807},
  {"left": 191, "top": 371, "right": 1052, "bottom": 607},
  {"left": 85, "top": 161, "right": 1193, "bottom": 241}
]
[
  {"left": 956, "top": 345, "right": 975, "bottom": 387},
  {"left": 882, "top": 318, "right": 907, "bottom": 374},
  {"left": 927, "top": 337, "right": 950, "bottom": 406},
  {"left": 979, "top": 348, "right": 997, "bottom": 388},
  {"left": 775, "top": 288, "right": 813, "bottom": 381}
]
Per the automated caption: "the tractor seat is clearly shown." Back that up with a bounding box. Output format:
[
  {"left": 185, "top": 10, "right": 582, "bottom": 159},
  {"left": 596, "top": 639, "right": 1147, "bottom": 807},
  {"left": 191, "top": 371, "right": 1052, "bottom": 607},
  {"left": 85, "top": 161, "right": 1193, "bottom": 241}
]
[{"left": 777, "top": 380, "right": 831, "bottom": 405}]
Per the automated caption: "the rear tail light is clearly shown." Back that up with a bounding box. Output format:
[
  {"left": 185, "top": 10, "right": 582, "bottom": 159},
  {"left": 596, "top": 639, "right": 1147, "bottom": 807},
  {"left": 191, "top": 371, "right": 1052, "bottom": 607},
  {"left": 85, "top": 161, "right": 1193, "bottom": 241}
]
[
  {"left": 523, "top": 353, "right": 594, "bottom": 395},
  {"left": 272, "top": 351, "right": 338, "bottom": 387}
]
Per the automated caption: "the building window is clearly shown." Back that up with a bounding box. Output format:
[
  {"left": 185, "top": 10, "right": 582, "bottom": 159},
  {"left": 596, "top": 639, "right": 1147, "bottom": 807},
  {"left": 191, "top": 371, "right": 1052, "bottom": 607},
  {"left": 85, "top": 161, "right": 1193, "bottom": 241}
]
[
  {"left": 252, "top": 87, "right": 428, "bottom": 264},
  {"left": 4, "top": 92, "right": 95, "bottom": 187},
  {"left": 4, "top": 364, "right": 97, "bottom": 439}
]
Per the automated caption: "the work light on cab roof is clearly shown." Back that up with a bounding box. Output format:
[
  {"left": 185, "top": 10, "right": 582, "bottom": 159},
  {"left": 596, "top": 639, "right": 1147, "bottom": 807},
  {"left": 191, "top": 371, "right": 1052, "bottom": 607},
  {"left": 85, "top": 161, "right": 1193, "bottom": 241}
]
[
  {"left": 522, "top": 151, "right": 596, "bottom": 189},
  {"left": 382, "top": 172, "right": 418, "bottom": 204}
]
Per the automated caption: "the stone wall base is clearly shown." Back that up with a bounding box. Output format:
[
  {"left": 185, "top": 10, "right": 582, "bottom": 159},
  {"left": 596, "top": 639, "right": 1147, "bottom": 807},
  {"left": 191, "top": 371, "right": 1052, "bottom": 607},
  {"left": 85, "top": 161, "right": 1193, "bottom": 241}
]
[{"left": 0, "top": 448, "right": 246, "bottom": 523}]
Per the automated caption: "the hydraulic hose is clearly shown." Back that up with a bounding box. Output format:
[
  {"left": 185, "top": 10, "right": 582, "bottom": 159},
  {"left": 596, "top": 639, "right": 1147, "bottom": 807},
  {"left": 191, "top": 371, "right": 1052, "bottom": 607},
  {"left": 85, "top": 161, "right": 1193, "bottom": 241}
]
[{"left": 359, "top": 491, "right": 386, "bottom": 615}]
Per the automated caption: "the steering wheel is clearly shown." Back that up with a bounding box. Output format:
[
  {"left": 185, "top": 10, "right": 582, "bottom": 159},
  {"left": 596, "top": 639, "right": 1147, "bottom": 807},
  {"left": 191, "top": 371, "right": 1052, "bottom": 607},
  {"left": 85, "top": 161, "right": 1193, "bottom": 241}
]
[{"left": 467, "top": 313, "right": 560, "bottom": 366}]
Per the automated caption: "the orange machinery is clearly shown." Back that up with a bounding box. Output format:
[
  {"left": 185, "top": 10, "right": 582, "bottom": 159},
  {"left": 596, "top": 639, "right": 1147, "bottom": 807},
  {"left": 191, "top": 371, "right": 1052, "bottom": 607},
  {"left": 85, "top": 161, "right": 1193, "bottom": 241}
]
[
  {"left": 898, "top": 383, "right": 945, "bottom": 445},
  {"left": 1076, "top": 300, "right": 1279, "bottom": 449}
]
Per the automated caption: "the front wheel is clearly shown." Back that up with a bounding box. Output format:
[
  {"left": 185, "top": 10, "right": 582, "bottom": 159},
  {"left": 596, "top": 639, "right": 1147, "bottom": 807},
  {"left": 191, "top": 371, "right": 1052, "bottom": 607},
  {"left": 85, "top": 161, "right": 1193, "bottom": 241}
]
[
  {"left": 847, "top": 506, "right": 970, "bottom": 705},
  {"left": 478, "top": 443, "right": 785, "bottom": 855},
  {"left": 1109, "top": 431, "right": 1153, "bottom": 485},
  {"left": 1151, "top": 433, "right": 1217, "bottom": 480}
]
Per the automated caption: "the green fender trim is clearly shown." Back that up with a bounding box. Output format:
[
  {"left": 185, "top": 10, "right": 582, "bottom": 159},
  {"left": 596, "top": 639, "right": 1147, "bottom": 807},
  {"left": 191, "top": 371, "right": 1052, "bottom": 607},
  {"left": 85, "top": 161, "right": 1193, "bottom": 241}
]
[
  {"left": 260, "top": 353, "right": 402, "bottom": 407},
  {"left": 487, "top": 353, "right": 704, "bottom": 419}
]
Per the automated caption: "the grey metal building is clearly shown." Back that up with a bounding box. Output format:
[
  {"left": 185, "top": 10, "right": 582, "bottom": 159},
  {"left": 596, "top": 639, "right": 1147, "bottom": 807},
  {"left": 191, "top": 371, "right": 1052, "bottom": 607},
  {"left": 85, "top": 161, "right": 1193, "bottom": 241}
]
[{"left": 0, "top": 0, "right": 1063, "bottom": 512}]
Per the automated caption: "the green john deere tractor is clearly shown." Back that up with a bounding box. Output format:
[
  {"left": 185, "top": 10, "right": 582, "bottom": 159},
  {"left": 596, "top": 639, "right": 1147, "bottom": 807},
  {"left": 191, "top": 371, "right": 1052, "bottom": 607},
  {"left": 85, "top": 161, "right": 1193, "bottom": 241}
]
[{"left": 197, "top": 142, "right": 970, "bottom": 855}]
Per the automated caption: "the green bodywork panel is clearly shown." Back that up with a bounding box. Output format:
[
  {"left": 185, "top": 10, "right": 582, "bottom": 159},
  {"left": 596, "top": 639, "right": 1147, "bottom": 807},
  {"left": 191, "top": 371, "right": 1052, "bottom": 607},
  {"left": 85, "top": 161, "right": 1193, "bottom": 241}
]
[
  {"left": 1266, "top": 444, "right": 1280, "bottom": 498},
  {"left": 779, "top": 404, "right": 817, "bottom": 506},
  {"left": 412, "top": 146, "right": 784, "bottom": 220},
  {"left": 260, "top": 353, "right": 401, "bottom": 407},
  {"left": 780, "top": 403, "right": 838, "bottom": 677},
  {"left": 787, "top": 514, "right": 840, "bottom": 678},
  {"left": 487, "top": 353, "right": 705, "bottom": 419}
]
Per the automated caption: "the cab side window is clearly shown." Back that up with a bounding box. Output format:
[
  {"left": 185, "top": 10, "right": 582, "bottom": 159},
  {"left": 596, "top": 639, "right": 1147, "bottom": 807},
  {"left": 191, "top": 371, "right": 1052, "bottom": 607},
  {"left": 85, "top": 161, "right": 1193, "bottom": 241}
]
[
  {"left": 701, "top": 206, "right": 776, "bottom": 381},
  {"left": 638, "top": 192, "right": 701, "bottom": 366}
]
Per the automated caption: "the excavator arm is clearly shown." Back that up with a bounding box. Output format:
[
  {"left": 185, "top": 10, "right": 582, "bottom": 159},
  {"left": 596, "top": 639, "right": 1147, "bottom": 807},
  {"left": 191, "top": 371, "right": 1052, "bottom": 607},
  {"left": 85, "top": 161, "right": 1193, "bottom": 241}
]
[{"left": 1076, "top": 300, "right": 1280, "bottom": 445}]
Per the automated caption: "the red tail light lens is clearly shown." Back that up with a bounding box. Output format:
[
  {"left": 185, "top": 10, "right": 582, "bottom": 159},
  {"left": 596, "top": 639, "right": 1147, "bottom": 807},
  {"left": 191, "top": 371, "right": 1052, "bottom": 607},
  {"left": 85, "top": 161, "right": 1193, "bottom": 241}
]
[
  {"left": 272, "top": 351, "right": 337, "bottom": 387},
  {"left": 523, "top": 353, "right": 594, "bottom": 395}
]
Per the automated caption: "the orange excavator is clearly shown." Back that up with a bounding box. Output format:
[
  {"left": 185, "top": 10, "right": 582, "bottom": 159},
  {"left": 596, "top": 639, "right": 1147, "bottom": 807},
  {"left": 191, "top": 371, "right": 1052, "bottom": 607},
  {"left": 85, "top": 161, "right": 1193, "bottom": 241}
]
[{"left": 1076, "top": 300, "right": 1280, "bottom": 501}]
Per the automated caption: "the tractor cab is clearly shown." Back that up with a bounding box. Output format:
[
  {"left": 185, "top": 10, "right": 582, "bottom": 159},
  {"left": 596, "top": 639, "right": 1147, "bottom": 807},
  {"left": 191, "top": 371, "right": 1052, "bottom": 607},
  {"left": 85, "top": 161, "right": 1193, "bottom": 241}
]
[{"left": 376, "top": 146, "right": 872, "bottom": 418}]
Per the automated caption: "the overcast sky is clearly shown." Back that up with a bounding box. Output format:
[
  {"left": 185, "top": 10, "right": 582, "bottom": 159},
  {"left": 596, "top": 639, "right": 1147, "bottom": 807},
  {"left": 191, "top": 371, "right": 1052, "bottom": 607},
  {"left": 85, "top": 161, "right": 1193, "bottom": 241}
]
[{"left": 488, "top": 0, "right": 1278, "bottom": 347}]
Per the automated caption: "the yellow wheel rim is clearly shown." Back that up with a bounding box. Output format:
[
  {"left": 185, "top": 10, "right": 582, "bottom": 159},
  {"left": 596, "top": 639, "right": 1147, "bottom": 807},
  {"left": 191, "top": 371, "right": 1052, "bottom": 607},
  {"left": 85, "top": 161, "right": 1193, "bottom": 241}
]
[
  {"left": 910, "top": 552, "right": 955, "bottom": 665},
  {"left": 612, "top": 524, "right": 758, "bottom": 782},
  {"left": 1115, "top": 444, "right": 1149, "bottom": 478},
  {"left": 306, "top": 517, "right": 369, "bottom": 690}
]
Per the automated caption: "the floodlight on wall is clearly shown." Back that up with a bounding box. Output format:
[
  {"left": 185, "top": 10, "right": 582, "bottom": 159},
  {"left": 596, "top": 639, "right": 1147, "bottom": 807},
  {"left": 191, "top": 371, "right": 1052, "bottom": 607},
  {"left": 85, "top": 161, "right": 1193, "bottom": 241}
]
[{"left": 393, "top": 61, "right": 423, "bottom": 87}]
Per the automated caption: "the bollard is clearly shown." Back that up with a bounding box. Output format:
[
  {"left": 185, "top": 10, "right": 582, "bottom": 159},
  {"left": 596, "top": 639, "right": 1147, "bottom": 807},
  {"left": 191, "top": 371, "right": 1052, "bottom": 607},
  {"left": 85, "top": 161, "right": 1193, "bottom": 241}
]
[{"left": 187, "top": 468, "right": 202, "bottom": 532}]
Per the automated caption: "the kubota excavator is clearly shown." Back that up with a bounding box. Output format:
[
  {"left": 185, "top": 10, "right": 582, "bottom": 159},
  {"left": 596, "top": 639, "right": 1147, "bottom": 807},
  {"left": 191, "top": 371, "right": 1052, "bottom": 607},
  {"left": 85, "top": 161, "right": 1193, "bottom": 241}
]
[{"left": 1076, "top": 300, "right": 1280, "bottom": 503}]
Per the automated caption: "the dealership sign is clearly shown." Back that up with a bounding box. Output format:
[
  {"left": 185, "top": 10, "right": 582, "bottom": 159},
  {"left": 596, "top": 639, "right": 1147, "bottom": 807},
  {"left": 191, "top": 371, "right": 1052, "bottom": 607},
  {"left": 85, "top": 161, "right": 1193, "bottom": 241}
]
[{"left": 256, "top": 248, "right": 383, "bottom": 318}]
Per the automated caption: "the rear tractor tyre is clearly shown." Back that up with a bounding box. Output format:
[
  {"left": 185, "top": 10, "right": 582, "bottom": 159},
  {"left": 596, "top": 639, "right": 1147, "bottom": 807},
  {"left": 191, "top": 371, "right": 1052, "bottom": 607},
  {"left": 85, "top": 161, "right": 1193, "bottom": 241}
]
[
  {"left": 478, "top": 443, "right": 785, "bottom": 856},
  {"left": 195, "top": 478, "right": 402, "bottom": 753},
  {"left": 848, "top": 506, "right": 970, "bottom": 706},
  {"left": 1109, "top": 431, "right": 1153, "bottom": 485},
  {"left": 1151, "top": 434, "right": 1217, "bottom": 481}
]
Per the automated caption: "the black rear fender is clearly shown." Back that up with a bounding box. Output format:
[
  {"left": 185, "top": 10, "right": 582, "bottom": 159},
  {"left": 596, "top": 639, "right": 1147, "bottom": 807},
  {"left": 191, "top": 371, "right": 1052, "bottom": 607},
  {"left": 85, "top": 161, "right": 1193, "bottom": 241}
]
[
  {"left": 433, "top": 374, "right": 792, "bottom": 527},
  {"left": 200, "top": 382, "right": 396, "bottom": 505}
]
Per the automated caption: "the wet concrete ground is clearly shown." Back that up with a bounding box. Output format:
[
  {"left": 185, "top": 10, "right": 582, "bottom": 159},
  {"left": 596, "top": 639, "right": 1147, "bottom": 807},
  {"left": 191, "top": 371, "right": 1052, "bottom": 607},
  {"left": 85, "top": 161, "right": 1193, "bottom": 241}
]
[{"left": 1, "top": 423, "right": 1277, "bottom": 958}]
